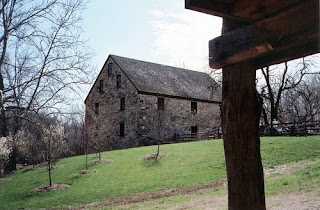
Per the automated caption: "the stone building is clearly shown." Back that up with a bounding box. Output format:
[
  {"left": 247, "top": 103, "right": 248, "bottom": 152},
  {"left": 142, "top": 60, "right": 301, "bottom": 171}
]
[{"left": 85, "top": 55, "right": 221, "bottom": 151}]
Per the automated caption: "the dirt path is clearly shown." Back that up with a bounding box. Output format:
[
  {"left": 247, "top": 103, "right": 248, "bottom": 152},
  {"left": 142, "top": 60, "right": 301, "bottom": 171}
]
[
  {"left": 175, "top": 194, "right": 320, "bottom": 210},
  {"left": 71, "top": 161, "right": 320, "bottom": 209},
  {"left": 267, "top": 194, "right": 320, "bottom": 210},
  {"left": 75, "top": 180, "right": 226, "bottom": 209},
  {"left": 74, "top": 179, "right": 320, "bottom": 210}
]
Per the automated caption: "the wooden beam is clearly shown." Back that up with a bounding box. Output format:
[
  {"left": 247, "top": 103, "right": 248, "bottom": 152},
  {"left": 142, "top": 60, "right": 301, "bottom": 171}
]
[
  {"left": 231, "top": 0, "right": 302, "bottom": 21},
  {"left": 209, "top": 0, "right": 319, "bottom": 69},
  {"left": 209, "top": 27, "right": 274, "bottom": 69},
  {"left": 186, "top": 0, "right": 304, "bottom": 22},
  {"left": 185, "top": 0, "right": 247, "bottom": 21},
  {"left": 256, "top": 40, "right": 320, "bottom": 69}
]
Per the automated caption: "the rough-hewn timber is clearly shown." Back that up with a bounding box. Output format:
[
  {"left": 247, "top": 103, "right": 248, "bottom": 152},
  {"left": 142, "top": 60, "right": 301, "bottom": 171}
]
[
  {"left": 209, "top": 0, "right": 319, "bottom": 69},
  {"left": 222, "top": 62, "right": 266, "bottom": 209},
  {"left": 186, "top": 0, "right": 304, "bottom": 22},
  {"left": 186, "top": 0, "right": 319, "bottom": 209},
  {"left": 221, "top": 19, "right": 266, "bottom": 209}
]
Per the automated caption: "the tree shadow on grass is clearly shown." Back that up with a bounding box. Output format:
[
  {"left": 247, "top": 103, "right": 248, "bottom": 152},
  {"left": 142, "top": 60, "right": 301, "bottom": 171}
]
[
  {"left": 141, "top": 158, "right": 161, "bottom": 167},
  {"left": 88, "top": 159, "right": 114, "bottom": 166},
  {"left": 33, "top": 184, "right": 71, "bottom": 193},
  {"left": 141, "top": 154, "right": 168, "bottom": 167}
]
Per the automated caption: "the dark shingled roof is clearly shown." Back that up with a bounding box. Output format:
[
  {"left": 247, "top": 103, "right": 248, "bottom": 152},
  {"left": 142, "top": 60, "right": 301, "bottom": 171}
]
[{"left": 111, "top": 55, "right": 221, "bottom": 102}]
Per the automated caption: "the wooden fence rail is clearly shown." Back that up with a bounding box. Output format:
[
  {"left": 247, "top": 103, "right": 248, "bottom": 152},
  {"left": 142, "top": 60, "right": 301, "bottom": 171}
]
[
  {"left": 169, "top": 121, "right": 320, "bottom": 143},
  {"left": 175, "top": 128, "right": 222, "bottom": 142},
  {"left": 260, "top": 121, "right": 320, "bottom": 136}
]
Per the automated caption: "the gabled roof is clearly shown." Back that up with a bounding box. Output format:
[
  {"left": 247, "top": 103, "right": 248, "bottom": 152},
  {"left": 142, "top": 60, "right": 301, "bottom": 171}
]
[
  {"left": 85, "top": 55, "right": 221, "bottom": 103},
  {"left": 111, "top": 55, "right": 220, "bottom": 102}
]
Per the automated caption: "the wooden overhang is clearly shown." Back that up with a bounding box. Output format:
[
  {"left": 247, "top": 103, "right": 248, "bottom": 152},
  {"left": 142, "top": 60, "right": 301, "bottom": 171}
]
[{"left": 186, "top": 0, "right": 320, "bottom": 69}]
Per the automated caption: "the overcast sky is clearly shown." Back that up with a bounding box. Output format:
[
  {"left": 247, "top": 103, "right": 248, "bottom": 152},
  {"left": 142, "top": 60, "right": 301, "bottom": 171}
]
[{"left": 82, "top": 0, "right": 222, "bottom": 73}]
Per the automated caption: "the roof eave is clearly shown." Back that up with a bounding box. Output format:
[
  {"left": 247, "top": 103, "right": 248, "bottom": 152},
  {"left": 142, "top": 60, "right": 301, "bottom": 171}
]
[{"left": 138, "top": 90, "right": 221, "bottom": 104}]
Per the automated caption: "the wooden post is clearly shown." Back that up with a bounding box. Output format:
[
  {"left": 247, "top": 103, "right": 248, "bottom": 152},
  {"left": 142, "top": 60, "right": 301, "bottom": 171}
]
[
  {"left": 185, "top": 1, "right": 318, "bottom": 208},
  {"left": 221, "top": 19, "right": 266, "bottom": 209}
]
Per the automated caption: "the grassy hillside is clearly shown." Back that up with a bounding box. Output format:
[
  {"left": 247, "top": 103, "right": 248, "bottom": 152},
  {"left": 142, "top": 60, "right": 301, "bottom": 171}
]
[{"left": 0, "top": 136, "right": 319, "bottom": 209}]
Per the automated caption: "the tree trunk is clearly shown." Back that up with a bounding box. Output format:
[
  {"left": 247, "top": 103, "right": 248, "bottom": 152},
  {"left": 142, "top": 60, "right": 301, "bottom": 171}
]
[
  {"left": 0, "top": 108, "right": 7, "bottom": 137},
  {"left": 156, "top": 141, "right": 160, "bottom": 159},
  {"left": 222, "top": 62, "right": 266, "bottom": 209},
  {"left": 85, "top": 153, "right": 88, "bottom": 170},
  {"left": 0, "top": 80, "right": 8, "bottom": 137},
  {"left": 262, "top": 106, "right": 269, "bottom": 126},
  {"left": 4, "top": 147, "right": 17, "bottom": 172},
  {"left": 0, "top": 31, "right": 9, "bottom": 138},
  {"left": 48, "top": 136, "right": 52, "bottom": 187},
  {"left": 220, "top": 18, "right": 266, "bottom": 209},
  {"left": 48, "top": 163, "right": 52, "bottom": 187}
]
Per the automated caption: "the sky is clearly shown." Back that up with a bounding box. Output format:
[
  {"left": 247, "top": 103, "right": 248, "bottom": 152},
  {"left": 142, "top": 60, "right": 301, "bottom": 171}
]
[
  {"left": 82, "top": 0, "right": 222, "bottom": 74},
  {"left": 80, "top": 0, "right": 319, "bottom": 104}
]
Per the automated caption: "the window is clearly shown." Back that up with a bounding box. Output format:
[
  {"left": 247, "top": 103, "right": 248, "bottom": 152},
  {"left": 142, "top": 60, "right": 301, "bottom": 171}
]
[
  {"left": 191, "top": 101, "right": 197, "bottom": 113},
  {"left": 108, "top": 63, "right": 113, "bottom": 76},
  {"left": 94, "top": 103, "right": 99, "bottom": 114},
  {"left": 191, "top": 126, "right": 198, "bottom": 134},
  {"left": 116, "top": 75, "right": 121, "bottom": 88},
  {"left": 99, "top": 80, "right": 103, "bottom": 93},
  {"left": 158, "top": 97, "right": 164, "bottom": 110},
  {"left": 120, "top": 97, "right": 125, "bottom": 110},
  {"left": 120, "top": 122, "right": 125, "bottom": 137}
]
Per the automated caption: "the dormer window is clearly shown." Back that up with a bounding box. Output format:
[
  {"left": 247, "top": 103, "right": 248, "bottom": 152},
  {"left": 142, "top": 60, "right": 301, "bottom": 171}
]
[{"left": 108, "top": 63, "right": 113, "bottom": 77}]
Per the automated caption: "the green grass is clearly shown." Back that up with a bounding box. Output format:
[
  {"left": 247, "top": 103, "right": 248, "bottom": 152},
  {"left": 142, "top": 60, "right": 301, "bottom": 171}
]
[
  {"left": 0, "top": 136, "right": 319, "bottom": 209},
  {"left": 264, "top": 159, "right": 320, "bottom": 196},
  {"left": 261, "top": 136, "right": 320, "bottom": 167}
]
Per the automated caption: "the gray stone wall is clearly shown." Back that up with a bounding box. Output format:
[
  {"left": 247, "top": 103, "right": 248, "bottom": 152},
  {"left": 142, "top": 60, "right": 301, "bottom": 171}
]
[
  {"left": 85, "top": 58, "right": 221, "bottom": 151},
  {"left": 85, "top": 57, "right": 140, "bottom": 151},
  {"left": 136, "top": 94, "right": 220, "bottom": 144}
]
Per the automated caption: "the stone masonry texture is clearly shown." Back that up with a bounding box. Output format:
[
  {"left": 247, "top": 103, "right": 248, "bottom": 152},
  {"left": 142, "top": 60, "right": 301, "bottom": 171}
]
[{"left": 85, "top": 55, "right": 221, "bottom": 151}]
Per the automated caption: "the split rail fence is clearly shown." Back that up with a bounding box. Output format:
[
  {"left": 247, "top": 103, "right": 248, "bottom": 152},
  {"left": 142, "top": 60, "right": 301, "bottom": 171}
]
[
  {"left": 260, "top": 121, "right": 320, "bottom": 136},
  {"left": 175, "top": 121, "right": 320, "bottom": 142}
]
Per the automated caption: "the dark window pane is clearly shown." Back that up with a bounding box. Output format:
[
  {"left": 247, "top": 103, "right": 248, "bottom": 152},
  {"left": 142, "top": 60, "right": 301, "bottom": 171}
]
[
  {"left": 120, "top": 97, "right": 125, "bottom": 110},
  {"left": 158, "top": 97, "right": 164, "bottom": 110},
  {"left": 191, "top": 101, "right": 197, "bottom": 113},
  {"left": 108, "top": 63, "right": 113, "bottom": 76},
  {"left": 95, "top": 103, "right": 99, "bottom": 114},
  {"left": 191, "top": 126, "right": 198, "bottom": 134},
  {"left": 99, "top": 80, "right": 103, "bottom": 93},
  {"left": 120, "top": 123, "right": 125, "bottom": 137},
  {"left": 117, "top": 75, "right": 121, "bottom": 88}
]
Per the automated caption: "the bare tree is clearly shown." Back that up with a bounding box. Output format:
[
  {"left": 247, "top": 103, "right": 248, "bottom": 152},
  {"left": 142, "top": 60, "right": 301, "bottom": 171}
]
[
  {"left": 281, "top": 75, "right": 320, "bottom": 123},
  {"left": 0, "top": 0, "right": 58, "bottom": 136},
  {"left": 0, "top": 0, "right": 93, "bottom": 138},
  {"left": 295, "top": 77, "right": 320, "bottom": 123},
  {"left": 42, "top": 123, "right": 66, "bottom": 187},
  {"left": 0, "top": 136, "right": 11, "bottom": 176},
  {"left": 63, "top": 107, "right": 88, "bottom": 169},
  {"left": 14, "top": 119, "right": 43, "bottom": 167},
  {"left": 85, "top": 106, "right": 109, "bottom": 162},
  {"left": 258, "top": 57, "right": 318, "bottom": 132},
  {"left": 203, "top": 63, "right": 222, "bottom": 99},
  {"left": 0, "top": 0, "right": 92, "bottom": 172},
  {"left": 64, "top": 108, "right": 86, "bottom": 156}
]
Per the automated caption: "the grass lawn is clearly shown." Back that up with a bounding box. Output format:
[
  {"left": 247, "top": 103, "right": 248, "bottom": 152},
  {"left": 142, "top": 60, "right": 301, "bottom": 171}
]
[{"left": 0, "top": 136, "right": 319, "bottom": 209}]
